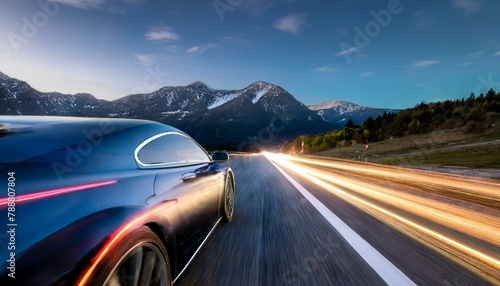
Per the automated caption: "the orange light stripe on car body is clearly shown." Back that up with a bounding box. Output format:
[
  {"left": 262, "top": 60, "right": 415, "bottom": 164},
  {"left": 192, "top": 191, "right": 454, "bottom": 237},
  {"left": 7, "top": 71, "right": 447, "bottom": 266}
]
[
  {"left": 77, "top": 203, "right": 168, "bottom": 286},
  {"left": 0, "top": 180, "right": 117, "bottom": 207}
]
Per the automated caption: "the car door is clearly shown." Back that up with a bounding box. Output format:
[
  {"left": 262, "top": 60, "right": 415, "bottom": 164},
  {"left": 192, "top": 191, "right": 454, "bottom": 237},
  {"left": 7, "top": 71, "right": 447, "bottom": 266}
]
[{"left": 135, "top": 132, "right": 222, "bottom": 262}]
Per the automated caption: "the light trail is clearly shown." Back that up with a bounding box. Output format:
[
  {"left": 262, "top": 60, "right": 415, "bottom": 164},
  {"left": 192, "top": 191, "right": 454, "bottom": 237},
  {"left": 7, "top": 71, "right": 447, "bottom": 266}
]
[
  {"left": 287, "top": 156, "right": 500, "bottom": 205},
  {"left": 77, "top": 202, "right": 177, "bottom": 285},
  {"left": 286, "top": 164, "right": 500, "bottom": 246},
  {"left": 0, "top": 180, "right": 118, "bottom": 207},
  {"left": 265, "top": 153, "right": 500, "bottom": 283}
]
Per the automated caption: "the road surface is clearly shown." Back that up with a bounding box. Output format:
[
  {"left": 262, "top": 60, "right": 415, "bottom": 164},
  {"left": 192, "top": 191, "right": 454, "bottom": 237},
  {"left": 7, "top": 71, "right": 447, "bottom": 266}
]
[{"left": 177, "top": 153, "right": 500, "bottom": 286}]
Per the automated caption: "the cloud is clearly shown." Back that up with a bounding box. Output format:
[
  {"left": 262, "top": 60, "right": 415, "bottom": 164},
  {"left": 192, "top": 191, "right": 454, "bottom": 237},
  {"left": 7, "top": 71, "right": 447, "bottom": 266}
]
[
  {"left": 412, "top": 10, "right": 433, "bottom": 30},
  {"left": 334, "top": 47, "right": 360, "bottom": 57},
  {"left": 135, "top": 54, "right": 156, "bottom": 67},
  {"left": 163, "top": 44, "right": 182, "bottom": 53},
  {"left": 334, "top": 28, "right": 349, "bottom": 36},
  {"left": 494, "top": 51, "right": 500, "bottom": 56},
  {"left": 453, "top": 0, "right": 482, "bottom": 13},
  {"left": 359, "top": 72, "right": 374, "bottom": 77},
  {"left": 186, "top": 43, "right": 217, "bottom": 55},
  {"left": 312, "top": 66, "right": 335, "bottom": 73},
  {"left": 186, "top": 46, "right": 200, "bottom": 54},
  {"left": 458, "top": 51, "right": 484, "bottom": 66},
  {"left": 467, "top": 50, "right": 484, "bottom": 58},
  {"left": 220, "top": 36, "right": 253, "bottom": 46},
  {"left": 274, "top": 13, "right": 308, "bottom": 35},
  {"left": 146, "top": 26, "right": 181, "bottom": 42},
  {"left": 414, "top": 83, "right": 444, "bottom": 96},
  {"left": 49, "top": 0, "right": 143, "bottom": 12},
  {"left": 414, "top": 60, "right": 440, "bottom": 67},
  {"left": 49, "top": 0, "right": 104, "bottom": 9}
]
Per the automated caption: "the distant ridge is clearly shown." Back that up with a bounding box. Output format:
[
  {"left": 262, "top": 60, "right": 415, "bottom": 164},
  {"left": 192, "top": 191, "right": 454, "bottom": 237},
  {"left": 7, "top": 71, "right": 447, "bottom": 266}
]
[
  {"left": 308, "top": 100, "right": 356, "bottom": 110},
  {"left": 0, "top": 71, "right": 333, "bottom": 150},
  {"left": 308, "top": 100, "right": 401, "bottom": 126}
]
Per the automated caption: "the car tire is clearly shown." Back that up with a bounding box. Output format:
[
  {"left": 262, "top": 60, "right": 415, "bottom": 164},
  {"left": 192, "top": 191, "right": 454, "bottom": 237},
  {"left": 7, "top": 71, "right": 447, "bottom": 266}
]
[
  {"left": 222, "top": 173, "right": 235, "bottom": 223},
  {"left": 98, "top": 226, "right": 172, "bottom": 286}
]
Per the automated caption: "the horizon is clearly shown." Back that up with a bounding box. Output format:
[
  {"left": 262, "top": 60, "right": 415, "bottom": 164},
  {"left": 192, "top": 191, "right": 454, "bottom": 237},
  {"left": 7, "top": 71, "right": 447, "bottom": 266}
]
[
  {"left": 1, "top": 0, "right": 499, "bottom": 109},
  {"left": 4, "top": 69, "right": 489, "bottom": 110}
]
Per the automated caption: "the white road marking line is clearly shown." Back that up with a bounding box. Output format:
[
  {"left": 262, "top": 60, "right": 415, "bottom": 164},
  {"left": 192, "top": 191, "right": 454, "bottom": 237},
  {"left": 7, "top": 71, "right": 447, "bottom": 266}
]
[{"left": 266, "top": 157, "right": 416, "bottom": 286}]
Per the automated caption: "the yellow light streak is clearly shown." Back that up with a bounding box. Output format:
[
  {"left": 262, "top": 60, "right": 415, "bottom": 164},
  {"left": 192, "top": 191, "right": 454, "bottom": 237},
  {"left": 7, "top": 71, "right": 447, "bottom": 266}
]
[
  {"left": 265, "top": 153, "right": 500, "bottom": 281},
  {"left": 290, "top": 164, "right": 500, "bottom": 246},
  {"left": 287, "top": 156, "right": 500, "bottom": 202}
]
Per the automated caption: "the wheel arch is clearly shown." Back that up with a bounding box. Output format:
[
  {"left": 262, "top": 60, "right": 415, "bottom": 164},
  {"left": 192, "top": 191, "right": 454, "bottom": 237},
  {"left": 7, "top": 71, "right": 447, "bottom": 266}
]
[
  {"left": 144, "top": 221, "right": 178, "bottom": 279},
  {"left": 2, "top": 206, "right": 142, "bottom": 285},
  {"left": 218, "top": 167, "right": 235, "bottom": 214}
]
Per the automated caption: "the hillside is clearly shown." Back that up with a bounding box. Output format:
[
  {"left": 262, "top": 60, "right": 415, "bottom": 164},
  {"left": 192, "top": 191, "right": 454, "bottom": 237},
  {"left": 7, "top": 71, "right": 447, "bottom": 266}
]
[
  {"left": 0, "top": 72, "right": 333, "bottom": 150},
  {"left": 312, "top": 127, "right": 500, "bottom": 179},
  {"left": 285, "top": 90, "right": 500, "bottom": 172},
  {"left": 308, "top": 100, "right": 400, "bottom": 126}
]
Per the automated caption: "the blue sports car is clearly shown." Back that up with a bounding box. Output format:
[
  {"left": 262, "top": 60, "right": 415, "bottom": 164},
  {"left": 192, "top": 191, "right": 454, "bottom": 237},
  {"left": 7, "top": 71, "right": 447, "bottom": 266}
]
[{"left": 0, "top": 116, "right": 236, "bottom": 285}]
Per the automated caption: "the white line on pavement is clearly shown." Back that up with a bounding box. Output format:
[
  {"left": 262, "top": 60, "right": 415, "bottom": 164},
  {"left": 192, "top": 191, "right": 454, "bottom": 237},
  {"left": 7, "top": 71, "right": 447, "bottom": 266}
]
[{"left": 266, "top": 157, "right": 416, "bottom": 286}]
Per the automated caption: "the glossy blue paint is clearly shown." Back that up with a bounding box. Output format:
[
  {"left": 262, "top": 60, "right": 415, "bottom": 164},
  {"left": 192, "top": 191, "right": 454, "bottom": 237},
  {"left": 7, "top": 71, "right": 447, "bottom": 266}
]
[{"left": 0, "top": 116, "right": 234, "bottom": 285}]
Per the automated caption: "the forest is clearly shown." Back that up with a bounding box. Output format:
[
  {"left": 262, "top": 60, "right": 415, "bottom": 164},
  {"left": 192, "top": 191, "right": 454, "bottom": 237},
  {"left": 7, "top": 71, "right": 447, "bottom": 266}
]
[{"left": 286, "top": 89, "right": 500, "bottom": 153}]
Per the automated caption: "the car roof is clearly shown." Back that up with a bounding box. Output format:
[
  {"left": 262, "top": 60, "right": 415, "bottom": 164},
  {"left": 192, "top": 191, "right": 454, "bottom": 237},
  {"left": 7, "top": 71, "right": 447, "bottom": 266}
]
[
  {"left": 0, "top": 116, "right": 184, "bottom": 164},
  {"left": 0, "top": 115, "right": 171, "bottom": 130}
]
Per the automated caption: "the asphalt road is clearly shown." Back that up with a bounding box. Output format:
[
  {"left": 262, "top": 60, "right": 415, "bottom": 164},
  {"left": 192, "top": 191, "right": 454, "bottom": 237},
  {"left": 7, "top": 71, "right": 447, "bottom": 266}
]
[{"left": 177, "top": 154, "right": 500, "bottom": 286}]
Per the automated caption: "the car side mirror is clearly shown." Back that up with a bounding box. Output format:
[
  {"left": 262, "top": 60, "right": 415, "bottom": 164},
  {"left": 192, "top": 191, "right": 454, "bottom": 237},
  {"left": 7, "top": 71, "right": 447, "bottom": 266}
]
[{"left": 212, "top": 151, "right": 229, "bottom": 163}]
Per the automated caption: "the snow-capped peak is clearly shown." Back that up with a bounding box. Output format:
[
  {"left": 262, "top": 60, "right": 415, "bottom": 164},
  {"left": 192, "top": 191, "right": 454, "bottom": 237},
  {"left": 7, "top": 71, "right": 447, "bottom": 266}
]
[
  {"left": 308, "top": 100, "right": 359, "bottom": 111},
  {"left": 207, "top": 92, "right": 240, "bottom": 110},
  {"left": 252, "top": 85, "right": 272, "bottom": 104},
  {"left": 246, "top": 81, "right": 275, "bottom": 104},
  {"left": 249, "top": 81, "right": 272, "bottom": 87}
]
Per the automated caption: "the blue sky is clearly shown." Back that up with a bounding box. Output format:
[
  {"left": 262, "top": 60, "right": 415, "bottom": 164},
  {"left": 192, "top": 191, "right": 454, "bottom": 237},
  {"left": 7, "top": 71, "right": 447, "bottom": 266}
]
[{"left": 1, "top": 0, "right": 499, "bottom": 109}]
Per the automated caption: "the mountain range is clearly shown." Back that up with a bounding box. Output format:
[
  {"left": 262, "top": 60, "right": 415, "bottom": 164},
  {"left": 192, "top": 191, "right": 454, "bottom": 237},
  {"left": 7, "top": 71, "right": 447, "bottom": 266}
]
[
  {"left": 0, "top": 71, "right": 397, "bottom": 150},
  {"left": 308, "top": 100, "right": 400, "bottom": 126}
]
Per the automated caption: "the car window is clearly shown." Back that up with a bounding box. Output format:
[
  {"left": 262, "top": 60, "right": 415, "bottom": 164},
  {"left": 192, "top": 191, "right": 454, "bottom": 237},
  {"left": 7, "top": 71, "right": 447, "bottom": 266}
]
[{"left": 136, "top": 133, "right": 210, "bottom": 166}]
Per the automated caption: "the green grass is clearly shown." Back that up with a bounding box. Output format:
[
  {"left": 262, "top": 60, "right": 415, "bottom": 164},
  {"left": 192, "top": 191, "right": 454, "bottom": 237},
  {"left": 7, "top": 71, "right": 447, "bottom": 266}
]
[
  {"left": 313, "top": 126, "right": 500, "bottom": 170},
  {"left": 381, "top": 145, "right": 500, "bottom": 169}
]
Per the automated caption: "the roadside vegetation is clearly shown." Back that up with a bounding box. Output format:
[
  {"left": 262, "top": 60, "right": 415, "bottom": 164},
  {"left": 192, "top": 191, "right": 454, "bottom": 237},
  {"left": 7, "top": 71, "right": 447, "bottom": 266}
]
[{"left": 285, "top": 89, "right": 500, "bottom": 171}]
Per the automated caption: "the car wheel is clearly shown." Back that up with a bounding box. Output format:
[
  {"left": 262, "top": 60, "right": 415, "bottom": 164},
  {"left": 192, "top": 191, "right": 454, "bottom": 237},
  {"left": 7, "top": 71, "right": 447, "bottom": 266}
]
[
  {"left": 222, "top": 173, "right": 235, "bottom": 223},
  {"left": 102, "top": 227, "right": 172, "bottom": 286}
]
